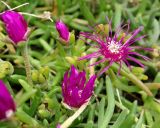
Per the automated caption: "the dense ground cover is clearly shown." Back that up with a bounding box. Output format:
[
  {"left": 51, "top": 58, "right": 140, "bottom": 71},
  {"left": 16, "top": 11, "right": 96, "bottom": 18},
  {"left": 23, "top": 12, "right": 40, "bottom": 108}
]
[{"left": 0, "top": 0, "right": 160, "bottom": 128}]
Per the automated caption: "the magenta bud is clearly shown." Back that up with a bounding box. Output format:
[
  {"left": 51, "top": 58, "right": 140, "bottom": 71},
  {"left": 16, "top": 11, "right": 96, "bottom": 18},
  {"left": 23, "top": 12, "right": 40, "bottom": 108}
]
[
  {"left": 0, "top": 80, "right": 16, "bottom": 120},
  {"left": 0, "top": 11, "right": 28, "bottom": 44},
  {"left": 55, "top": 20, "right": 70, "bottom": 42},
  {"left": 62, "top": 65, "right": 96, "bottom": 108},
  {"left": 56, "top": 124, "right": 61, "bottom": 128}
]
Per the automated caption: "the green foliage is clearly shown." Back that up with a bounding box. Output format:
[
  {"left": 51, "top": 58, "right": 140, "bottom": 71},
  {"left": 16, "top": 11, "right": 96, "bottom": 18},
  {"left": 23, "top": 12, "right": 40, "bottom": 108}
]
[{"left": 0, "top": 0, "right": 160, "bottom": 128}]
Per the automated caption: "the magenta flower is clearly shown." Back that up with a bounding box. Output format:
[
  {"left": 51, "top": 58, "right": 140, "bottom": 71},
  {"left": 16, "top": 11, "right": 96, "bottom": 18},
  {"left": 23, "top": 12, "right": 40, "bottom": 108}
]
[
  {"left": 56, "top": 20, "right": 70, "bottom": 42},
  {"left": 62, "top": 65, "right": 96, "bottom": 108},
  {"left": 79, "top": 20, "right": 151, "bottom": 76},
  {"left": 0, "top": 10, "right": 28, "bottom": 44},
  {"left": 0, "top": 80, "right": 16, "bottom": 120}
]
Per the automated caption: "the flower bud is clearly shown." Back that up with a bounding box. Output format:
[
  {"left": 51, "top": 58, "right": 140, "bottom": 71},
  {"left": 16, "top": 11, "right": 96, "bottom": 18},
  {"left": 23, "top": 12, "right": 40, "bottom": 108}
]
[
  {"left": 39, "top": 74, "right": 46, "bottom": 84},
  {"left": 31, "top": 66, "right": 50, "bottom": 84},
  {"left": 132, "top": 67, "right": 148, "bottom": 80},
  {"left": 0, "top": 61, "right": 14, "bottom": 79},
  {"left": 0, "top": 11, "right": 28, "bottom": 44},
  {"left": 151, "top": 46, "right": 160, "bottom": 58},
  {"left": 69, "top": 31, "right": 75, "bottom": 44},
  {"left": 38, "top": 109, "right": 51, "bottom": 118},
  {"left": 55, "top": 20, "right": 70, "bottom": 43},
  {"left": 65, "top": 56, "right": 76, "bottom": 65},
  {"left": 62, "top": 65, "right": 96, "bottom": 108},
  {"left": 31, "top": 70, "right": 39, "bottom": 83},
  {"left": 132, "top": 67, "right": 144, "bottom": 75},
  {"left": 56, "top": 124, "right": 61, "bottom": 128},
  {"left": 0, "top": 80, "right": 16, "bottom": 120},
  {"left": 95, "top": 24, "right": 109, "bottom": 36},
  {"left": 39, "top": 66, "right": 50, "bottom": 79}
]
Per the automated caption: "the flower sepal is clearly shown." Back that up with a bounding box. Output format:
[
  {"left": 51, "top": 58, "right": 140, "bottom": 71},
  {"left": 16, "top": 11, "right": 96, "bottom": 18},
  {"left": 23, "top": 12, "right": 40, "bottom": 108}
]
[
  {"left": 58, "top": 36, "right": 70, "bottom": 45},
  {"left": 69, "top": 31, "right": 75, "bottom": 44}
]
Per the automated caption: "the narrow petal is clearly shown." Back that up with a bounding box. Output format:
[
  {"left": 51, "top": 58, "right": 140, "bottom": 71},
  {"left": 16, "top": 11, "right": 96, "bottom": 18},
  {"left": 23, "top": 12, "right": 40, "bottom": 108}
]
[
  {"left": 106, "top": 17, "right": 113, "bottom": 38},
  {"left": 127, "top": 56, "right": 144, "bottom": 68},
  {"left": 124, "top": 26, "right": 143, "bottom": 46},
  {"left": 128, "top": 52, "right": 150, "bottom": 61},
  {"left": 76, "top": 71, "right": 86, "bottom": 90},
  {"left": 124, "top": 35, "right": 146, "bottom": 46},
  {"left": 80, "top": 32, "right": 104, "bottom": 45},
  {"left": 98, "top": 61, "right": 114, "bottom": 76},
  {"left": 88, "top": 58, "right": 106, "bottom": 67},
  {"left": 130, "top": 46, "right": 153, "bottom": 51},
  {"left": 62, "top": 71, "right": 69, "bottom": 97},
  {"left": 63, "top": 71, "right": 69, "bottom": 85},
  {"left": 68, "top": 87, "right": 81, "bottom": 107},
  {"left": 81, "top": 75, "right": 96, "bottom": 100},
  {"left": 70, "top": 65, "right": 79, "bottom": 79},
  {"left": 123, "top": 59, "right": 132, "bottom": 70},
  {"left": 78, "top": 51, "right": 101, "bottom": 60},
  {"left": 113, "top": 21, "right": 125, "bottom": 40},
  {"left": 117, "top": 61, "right": 122, "bottom": 75}
]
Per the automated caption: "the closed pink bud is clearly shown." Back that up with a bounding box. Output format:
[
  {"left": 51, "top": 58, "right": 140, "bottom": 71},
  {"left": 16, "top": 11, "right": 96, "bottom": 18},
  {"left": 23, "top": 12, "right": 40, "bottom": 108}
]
[
  {"left": 62, "top": 65, "right": 96, "bottom": 108},
  {"left": 0, "top": 80, "right": 16, "bottom": 120},
  {"left": 56, "top": 20, "right": 70, "bottom": 42},
  {"left": 0, "top": 10, "right": 28, "bottom": 44}
]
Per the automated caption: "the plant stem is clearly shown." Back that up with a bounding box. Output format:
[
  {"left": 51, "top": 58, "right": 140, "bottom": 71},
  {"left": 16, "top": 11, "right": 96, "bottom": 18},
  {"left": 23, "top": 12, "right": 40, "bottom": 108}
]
[
  {"left": 21, "top": 42, "right": 33, "bottom": 85},
  {"left": 89, "top": 58, "right": 96, "bottom": 77},
  {"left": 146, "top": 83, "right": 160, "bottom": 89},
  {"left": 111, "top": 63, "right": 153, "bottom": 96},
  {"left": 60, "top": 102, "right": 88, "bottom": 128}
]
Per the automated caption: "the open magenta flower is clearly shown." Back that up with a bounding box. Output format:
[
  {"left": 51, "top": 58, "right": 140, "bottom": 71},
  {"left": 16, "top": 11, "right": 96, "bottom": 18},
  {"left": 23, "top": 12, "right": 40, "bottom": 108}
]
[
  {"left": 56, "top": 20, "right": 70, "bottom": 42},
  {"left": 62, "top": 65, "right": 96, "bottom": 108},
  {"left": 0, "top": 80, "right": 16, "bottom": 120},
  {"left": 79, "top": 20, "right": 151, "bottom": 76},
  {"left": 0, "top": 10, "right": 28, "bottom": 44}
]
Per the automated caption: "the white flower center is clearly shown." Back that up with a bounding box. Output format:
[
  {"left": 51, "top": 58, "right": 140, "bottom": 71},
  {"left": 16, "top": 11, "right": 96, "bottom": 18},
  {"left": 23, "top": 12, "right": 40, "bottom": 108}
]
[
  {"left": 108, "top": 40, "right": 121, "bottom": 53},
  {"left": 5, "top": 109, "right": 14, "bottom": 118}
]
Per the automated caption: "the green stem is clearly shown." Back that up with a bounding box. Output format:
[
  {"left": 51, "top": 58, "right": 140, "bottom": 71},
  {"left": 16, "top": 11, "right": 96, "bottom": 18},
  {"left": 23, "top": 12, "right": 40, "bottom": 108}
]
[
  {"left": 61, "top": 102, "right": 89, "bottom": 128},
  {"left": 109, "top": 69, "right": 140, "bottom": 92},
  {"left": 111, "top": 64, "right": 153, "bottom": 96},
  {"left": 146, "top": 83, "right": 160, "bottom": 89},
  {"left": 21, "top": 42, "right": 33, "bottom": 85}
]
